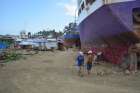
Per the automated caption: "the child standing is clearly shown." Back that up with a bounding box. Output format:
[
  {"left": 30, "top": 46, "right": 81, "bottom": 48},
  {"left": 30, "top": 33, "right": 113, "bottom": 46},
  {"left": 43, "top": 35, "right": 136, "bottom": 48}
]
[
  {"left": 86, "top": 50, "right": 94, "bottom": 75},
  {"left": 76, "top": 51, "right": 84, "bottom": 76}
]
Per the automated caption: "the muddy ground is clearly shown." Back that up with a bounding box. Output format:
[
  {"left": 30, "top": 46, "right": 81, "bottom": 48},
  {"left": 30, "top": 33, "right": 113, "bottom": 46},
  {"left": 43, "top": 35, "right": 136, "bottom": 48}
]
[{"left": 0, "top": 50, "right": 140, "bottom": 93}]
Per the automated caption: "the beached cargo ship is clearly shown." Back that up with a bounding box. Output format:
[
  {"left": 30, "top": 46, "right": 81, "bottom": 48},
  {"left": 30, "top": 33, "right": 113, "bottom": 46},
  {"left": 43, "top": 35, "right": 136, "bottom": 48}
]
[
  {"left": 77, "top": 0, "right": 140, "bottom": 64},
  {"left": 63, "top": 23, "right": 81, "bottom": 48}
]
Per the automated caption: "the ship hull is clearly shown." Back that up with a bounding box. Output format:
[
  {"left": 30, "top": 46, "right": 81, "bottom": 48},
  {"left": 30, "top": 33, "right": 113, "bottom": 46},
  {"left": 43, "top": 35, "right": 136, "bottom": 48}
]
[
  {"left": 78, "top": 0, "right": 140, "bottom": 64},
  {"left": 64, "top": 34, "right": 80, "bottom": 47}
]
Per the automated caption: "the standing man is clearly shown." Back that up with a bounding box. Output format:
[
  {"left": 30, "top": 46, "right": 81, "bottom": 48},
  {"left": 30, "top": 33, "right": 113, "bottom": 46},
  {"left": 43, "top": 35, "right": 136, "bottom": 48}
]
[{"left": 128, "top": 44, "right": 138, "bottom": 74}]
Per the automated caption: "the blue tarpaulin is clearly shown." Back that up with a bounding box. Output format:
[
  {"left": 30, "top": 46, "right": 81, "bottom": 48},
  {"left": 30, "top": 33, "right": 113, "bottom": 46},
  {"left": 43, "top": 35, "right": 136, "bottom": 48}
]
[
  {"left": 64, "top": 34, "right": 80, "bottom": 39},
  {"left": 0, "top": 42, "right": 7, "bottom": 49}
]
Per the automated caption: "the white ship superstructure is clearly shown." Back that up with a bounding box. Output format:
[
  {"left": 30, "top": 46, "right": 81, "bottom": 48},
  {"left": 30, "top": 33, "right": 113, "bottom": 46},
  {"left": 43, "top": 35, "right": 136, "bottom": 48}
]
[{"left": 77, "top": 0, "right": 135, "bottom": 24}]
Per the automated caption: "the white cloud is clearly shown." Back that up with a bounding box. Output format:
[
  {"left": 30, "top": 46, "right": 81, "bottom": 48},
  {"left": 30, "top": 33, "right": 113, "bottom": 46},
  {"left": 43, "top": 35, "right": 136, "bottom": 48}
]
[
  {"left": 71, "top": 0, "right": 77, "bottom": 4},
  {"left": 57, "top": 2, "right": 64, "bottom": 6},
  {"left": 64, "top": 4, "right": 77, "bottom": 16},
  {"left": 57, "top": 0, "right": 78, "bottom": 17}
]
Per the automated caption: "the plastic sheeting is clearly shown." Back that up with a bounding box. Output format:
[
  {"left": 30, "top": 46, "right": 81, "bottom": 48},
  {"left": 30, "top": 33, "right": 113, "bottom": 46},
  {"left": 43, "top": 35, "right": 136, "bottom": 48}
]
[
  {"left": 64, "top": 34, "right": 80, "bottom": 39},
  {"left": 0, "top": 42, "right": 7, "bottom": 49}
]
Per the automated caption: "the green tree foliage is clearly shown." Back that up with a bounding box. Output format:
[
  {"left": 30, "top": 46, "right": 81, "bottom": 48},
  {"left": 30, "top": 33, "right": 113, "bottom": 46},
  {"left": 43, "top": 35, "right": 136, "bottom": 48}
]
[
  {"left": 32, "top": 22, "right": 77, "bottom": 38},
  {"left": 63, "top": 22, "right": 78, "bottom": 35},
  {"left": 34, "top": 29, "right": 63, "bottom": 39}
]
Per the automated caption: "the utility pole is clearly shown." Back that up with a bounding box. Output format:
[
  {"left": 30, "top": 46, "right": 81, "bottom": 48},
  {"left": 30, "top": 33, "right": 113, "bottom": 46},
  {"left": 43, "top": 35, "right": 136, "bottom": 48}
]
[{"left": 74, "top": 8, "right": 78, "bottom": 24}]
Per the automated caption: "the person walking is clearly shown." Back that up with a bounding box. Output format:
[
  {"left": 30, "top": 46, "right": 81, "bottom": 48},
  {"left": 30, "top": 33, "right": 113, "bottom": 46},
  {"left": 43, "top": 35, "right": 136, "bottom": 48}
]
[
  {"left": 128, "top": 44, "right": 138, "bottom": 74},
  {"left": 86, "top": 50, "right": 94, "bottom": 75}
]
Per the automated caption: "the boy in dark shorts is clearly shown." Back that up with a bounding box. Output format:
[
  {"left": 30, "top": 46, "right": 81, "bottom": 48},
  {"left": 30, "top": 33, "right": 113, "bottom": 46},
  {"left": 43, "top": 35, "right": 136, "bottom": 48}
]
[
  {"left": 76, "top": 51, "right": 84, "bottom": 76},
  {"left": 86, "top": 50, "right": 94, "bottom": 75}
]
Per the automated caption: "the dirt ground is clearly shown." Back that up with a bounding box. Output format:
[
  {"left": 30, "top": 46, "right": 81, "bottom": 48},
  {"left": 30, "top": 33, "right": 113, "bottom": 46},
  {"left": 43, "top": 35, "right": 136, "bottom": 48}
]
[{"left": 0, "top": 49, "right": 140, "bottom": 93}]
